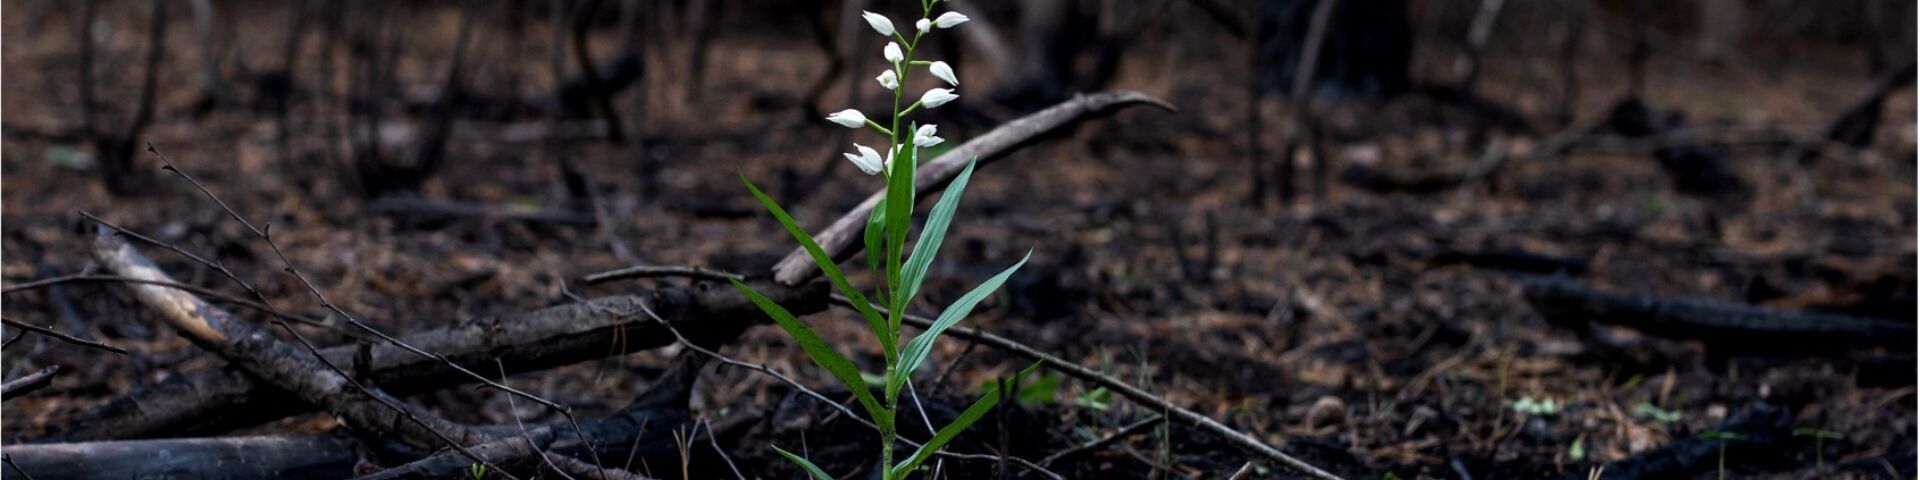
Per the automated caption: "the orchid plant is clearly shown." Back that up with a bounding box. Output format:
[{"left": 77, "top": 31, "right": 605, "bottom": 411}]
[{"left": 731, "top": 1, "right": 1035, "bottom": 479}]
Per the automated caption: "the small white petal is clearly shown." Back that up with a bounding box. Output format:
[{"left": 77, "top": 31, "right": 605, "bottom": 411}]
[
  {"left": 860, "top": 11, "right": 895, "bottom": 36},
  {"left": 883, "top": 42, "right": 904, "bottom": 63},
  {"left": 825, "top": 109, "right": 867, "bottom": 129},
  {"left": 916, "top": 18, "right": 932, "bottom": 33},
  {"left": 847, "top": 144, "right": 885, "bottom": 175},
  {"left": 933, "top": 11, "right": 969, "bottom": 29},
  {"left": 928, "top": 61, "right": 959, "bottom": 86},
  {"left": 919, "top": 88, "right": 958, "bottom": 108},
  {"left": 875, "top": 69, "right": 899, "bottom": 90}
]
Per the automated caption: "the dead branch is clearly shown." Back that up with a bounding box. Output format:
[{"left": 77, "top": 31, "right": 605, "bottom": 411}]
[
  {"left": 2, "top": 366, "right": 63, "bottom": 401},
  {"left": 33, "top": 275, "right": 818, "bottom": 442},
  {"left": 86, "top": 231, "right": 633, "bottom": 480},
  {"left": 0, "top": 318, "right": 126, "bottom": 355},
  {"left": 1522, "top": 277, "right": 1916, "bottom": 353},
  {"left": 1820, "top": 61, "right": 1915, "bottom": 149},
  {"left": 770, "top": 90, "right": 1174, "bottom": 286},
  {"left": 15, "top": 355, "right": 708, "bottom": 480},
  {"left": 5, "top": 434, "right": 359, "bottom": 480}
]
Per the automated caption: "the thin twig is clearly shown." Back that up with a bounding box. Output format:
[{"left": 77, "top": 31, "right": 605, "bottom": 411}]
[
  {"left": 499, "top": 359, "right": 580, "bottom": 480},
  {"left": 834, "top": 294, "right": 1345, "bottom": 480},
  {"left": 1227, "top": 461, "right": 1258, "bottom": 480},
  {"left": 2, "top": 365, "right": 63, "bottom": 400},
  {"left": 1038, "top": 413, "right": 1165, "bottom": 466},
  {"left": 583, "top": 265, "right": 739, "bottom": 285},
  {"left": 0, "top": 317, "right": 126, "bottom": 354},
  {"left": 145, "top": 144, "right": 570, "bottom": 413},
  {"left": 2, "top": 453, "right": 37, "bottom": 480},
  {"left": 699, "top": 419, "right": 747, "bottom": 480},
  {"left": 4, "top": 275, "right": 340, "bottom": 333}
]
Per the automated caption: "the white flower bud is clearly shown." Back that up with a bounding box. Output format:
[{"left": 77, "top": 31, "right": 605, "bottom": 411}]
[
  {"left": 916, "top": 18, "right": 932, "bottom": 33},
  {"left": 883, "top": 42, "right": 904, "bottom": 63},
  {"left": 845, "top": 143, "right": 885, "bottom": 175},
  {"left": 933, "top": 11, "right": 969, "bottom": 29},
  {"left": 825, "top": 109, "right": 867, "bottom": 129},
  {"left": 919, "top": 88, "right": 958, "bottom": 108},
  {"left": 912, "top": 124, "right": 944, "bottom": 147},
  {"left": 861, "top": 11, "right": 896, "bottom": 36},
  {"left": 876, "top": 69, "right": 899, "bottom": 90},
  {"left": 928, "top": 61, "right": 958, "bottom": 86}
]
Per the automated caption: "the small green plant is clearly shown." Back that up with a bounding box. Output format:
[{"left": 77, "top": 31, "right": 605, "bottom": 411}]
[
  {"left": 1792, "top": 427, "right": 1844, "bottom": 468},
  {"left": 1510, "top": 396, "right": 1561, "bottom": 416},
  {"left": 1632, "top": 402, "right": 1683, "bottom": 423},
  {"left": 1698, "top": 431, "right": 1747, "bottom": 480},
  {"left": 468, "top": 462, "right": 486, "bottom": 480},
  {"left": 734, "top": 2, "right": 1037, "bottom": 479}
]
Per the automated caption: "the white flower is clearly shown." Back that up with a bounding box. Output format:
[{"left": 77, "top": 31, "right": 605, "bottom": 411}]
[
  {"left": 919, "top": 88, "right": 958, "bottom": 108},
  {"left": 928, "top": 61, "right": 958, "bottom": 86},
  {"left": 933, "top": 11, "right": 969, "bottom": 29},
  {"left": 912, "top": 124, "right": 943, "bottom": 147},
  {"left": 916, "top": 18, "right": 932, "bottom": 33},
  {"left": 861, "top": 11, "right": 895, "bottom": 36},
  {"left": 883, "top": 42, "right": 904, "bottom": 63},
  {"left": 875, "top": 69, "right": 899, "bottom": 90},
  {"left": 825, "top": 109, "right": 867, "bottom": 129},
  {"left": 844, "top": 143, "right": 885, "bottom": 175}
]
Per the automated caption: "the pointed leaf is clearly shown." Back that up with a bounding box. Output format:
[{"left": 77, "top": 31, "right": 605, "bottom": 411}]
[
  {"left": 865, "top": 197, "right": 888, "bottom": 292},
  {"left": 892, "top": 361, "right": 1044, "bottom": 478},
  {"left": 731, "top": 279, "right": 888, "bottom": 424},
  {"left": 894, "top": 159, "right": 976, "bottom": 313},
  {"left": 740, "top": 173, "right": 894, "bottom": 360},
  {"left": 890, "top": 250, "right": 1030, "bottom": 401},
  {"left": 772, "top": 445, "right": 834, "bottom": 480},
  {"left": 884, "top": 143, "right": 917, "bottom": 325}
]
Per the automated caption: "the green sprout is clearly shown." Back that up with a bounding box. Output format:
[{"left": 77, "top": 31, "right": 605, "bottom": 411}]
[
  {"left": 736, "top": 2, "right": 1038, "bottom": 478},
  {"left": 1698, "top": 431, "right": 1747, "bottom": 480},
  {"left": 468, "top": 462, "right": 486, "bottom": 480},
  {"left": 1510, "top": 396, "right": 1561, "bottom": 416},
  {"left": 1792, "top": 427, "right": 1844, "bottom": 468},
  {"left": 1632, "top": 403, "right": 1683, "bottom": 423}
]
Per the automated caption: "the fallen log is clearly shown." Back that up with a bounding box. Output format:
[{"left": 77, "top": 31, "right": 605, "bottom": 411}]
[
  {"left": 6, "top": 435, "right": 357, "bottom": 480},
  {"left": 32, "top": 266, "right": 820, "bottom": 443},
  {"left": 770, "top": 90, "right": 1174, "bottom": 285},
  {"left": 9, "top": 356, "right": 710, "bottom": 480},
  {"left": 84, "top": 229, "right": 647, "bottom": 479},
  {"left": 1522, "top": 277, "right": 1915, "bottom": 353}
]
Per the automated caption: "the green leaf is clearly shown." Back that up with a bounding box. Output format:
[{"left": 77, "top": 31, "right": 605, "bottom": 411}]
[
  {"left": 889, "top": 250, "right": 1031, "bottom": 400},
  {"left": 895, "top": 159, "right": 976, "bottom": 315},
  {"left": 1016, "top": 372, "right": 1060, "bottom": 404},
  {"left": 772, "top": 445, "right": 834, "bottom": 480},
  {"left": 891, "top": 361, "right": 1044, "bottom": 478},
  {"left": 1074, "top": 387, "right": 1113, "bottom": 411},
  {"left": 731, "top": 279, "right": 889, "bottom": 426},
  {"left": 884, "top": 143, "right": 917, "bottom": 331},
  {"left": 740, "top": 173, "right": 894, "bottom": 360},
  {"left": 865, "top": 197, "right": 888, "bottom": 294},
  {"left": 1792, "top": 428, "right": 1844, "bottom": 440}
]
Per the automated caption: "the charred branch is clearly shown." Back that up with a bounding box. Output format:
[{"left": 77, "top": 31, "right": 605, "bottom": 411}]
[{"left": 1522, "top": 277, "right": 1916, "bottom": 354}]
